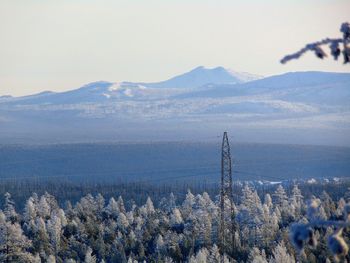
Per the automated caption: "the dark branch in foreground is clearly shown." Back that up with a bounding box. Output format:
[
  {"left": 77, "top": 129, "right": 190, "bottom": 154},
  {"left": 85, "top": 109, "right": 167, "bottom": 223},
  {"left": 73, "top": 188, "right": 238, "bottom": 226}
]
[{"left": 281, "top": 22, "right": 350, "bottom": 64}]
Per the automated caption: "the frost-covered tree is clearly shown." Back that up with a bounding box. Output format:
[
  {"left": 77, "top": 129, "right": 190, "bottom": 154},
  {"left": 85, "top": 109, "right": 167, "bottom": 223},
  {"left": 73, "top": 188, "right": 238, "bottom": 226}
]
[
  {"left": 0, "top": 211, "right": 35, "bottom": 262},
  {"left": 269, "top": 242, "right": 295, "bottom": 263},
  {"left": 248, "top": 247, "right": 268, "bottom": 263},
  {"left": 207, "top": 244, "right": 221, "bottom": 263},
  {"left": 155, "top": 234, "right": 165, "bottom": 254},
  {"left": 24, "top": 196, "right": 37, "bottom": 223},
  {"left": 127, "top": 257, "right": 138, "bottom": 263},
  {"left": 2, "top": 183, "right": 350, "bottom": 262},
  {"left": 182, "top": 190, "right": 195, "bottom": 219},
  {"left": 117, "top": 196, "right": 126, "bottom": 214},
  {"left": 290, "top": 185, "right": 303, "bottom": 220},
  {"left": 47, "top": 214, "right": 62, "bottom": 256},
  {"left": 105, "top": 197, "right": 119, "bottom": 219},
  {"left": 47, "top": 255, "right": 56, "bottom": 263},
  {"left": 31, "top": 216, "right": 51, "bottom": 256},
  {"left": 320, "top": 191, "right": 335, "bottom": 219},
  {"left": 95, "top": 193, "right": 105, "bottom": 217},
  {"left": 84, "top": 247, "right": 97, "bottom": 263},
  {"left": 238, "top": 185, "right": 264, "bottom": 246},
  {"left": 189, "top": 247, "right": 208, "bottom": 263},
  {"left": 170, "top": 208, "right": 183, "bottom": 226},
  {"left": 117, "top": 212, "right": 129, "bottom": 230},
  {"left": 4, "top": 192, "right": 18, "bottom": 223},
  {"left": 264, "top": 193, "right": 273, "bottom": 210},
  {"left": 38, "top": 195, "right": 51, "bottom": 219},
  {"left": 273, "top": 185, "right": 288, "bottom": 208},
  {"left": 144, "top": 196, "right": 155, "bottom": 215}
]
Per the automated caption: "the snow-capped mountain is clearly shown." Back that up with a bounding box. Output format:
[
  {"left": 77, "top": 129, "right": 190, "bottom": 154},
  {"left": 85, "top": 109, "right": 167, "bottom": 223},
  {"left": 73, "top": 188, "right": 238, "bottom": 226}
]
[
  {"left": 0, "top": 68, "right": 349, "bottom": 145},
  {"left": 142, "top": 66, "right": 262, "bottom": 89}
]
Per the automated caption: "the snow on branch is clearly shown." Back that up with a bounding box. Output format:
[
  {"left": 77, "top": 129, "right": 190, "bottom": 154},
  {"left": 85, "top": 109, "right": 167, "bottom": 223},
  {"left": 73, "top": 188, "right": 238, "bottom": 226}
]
[{"left": 281, "top": 22, "right": 350, "bottom": 64}]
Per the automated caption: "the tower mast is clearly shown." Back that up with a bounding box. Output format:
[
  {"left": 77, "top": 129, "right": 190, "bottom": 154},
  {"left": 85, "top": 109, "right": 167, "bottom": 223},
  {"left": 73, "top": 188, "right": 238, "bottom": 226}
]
[{"left": 219, "top": 132, "right": 236, "bottom": 256}]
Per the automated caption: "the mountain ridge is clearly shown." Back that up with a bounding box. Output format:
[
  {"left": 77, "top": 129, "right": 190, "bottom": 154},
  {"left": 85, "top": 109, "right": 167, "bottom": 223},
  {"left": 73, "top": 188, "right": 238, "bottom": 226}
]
[
  {"left": 4, "top": 69, "right": 350, "bottom": 100},
  {"left": 138, "top": 66, "right": 262, "bottom": 89},
  {"left": 1, "top": 68, "right": 349, "bottom": 145},
  {"left": 2, "top": 66, "right": 262, "bottom": 99}
]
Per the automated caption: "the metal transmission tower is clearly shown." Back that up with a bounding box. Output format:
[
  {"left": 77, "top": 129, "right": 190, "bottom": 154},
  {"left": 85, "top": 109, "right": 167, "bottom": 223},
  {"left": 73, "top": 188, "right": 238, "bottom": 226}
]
[{"left": 219, "top": 132, "right": 236, "bottom": 256}]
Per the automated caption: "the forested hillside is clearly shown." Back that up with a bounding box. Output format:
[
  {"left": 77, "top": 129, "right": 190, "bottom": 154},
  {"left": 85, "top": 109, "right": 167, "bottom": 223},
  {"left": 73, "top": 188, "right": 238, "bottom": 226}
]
[{"left": 1, "top": 183, "right": 349, "bottom": 262}]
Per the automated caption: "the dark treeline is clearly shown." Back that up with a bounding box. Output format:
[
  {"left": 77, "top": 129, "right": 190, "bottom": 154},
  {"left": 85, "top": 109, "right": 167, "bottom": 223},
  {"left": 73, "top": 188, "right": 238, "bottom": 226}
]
[
  {"left": 0, "top": 178, "right": 217, "bottom": 211},
  {"left": 1, "top": 178, "right": 349, "bottom": 211}
]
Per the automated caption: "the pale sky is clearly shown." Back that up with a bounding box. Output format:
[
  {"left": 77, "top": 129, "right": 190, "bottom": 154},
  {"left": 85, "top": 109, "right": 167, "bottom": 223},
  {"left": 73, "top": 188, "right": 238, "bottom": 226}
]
[{"left": 0, "top": 0, "right": 349, "bottom": 96}]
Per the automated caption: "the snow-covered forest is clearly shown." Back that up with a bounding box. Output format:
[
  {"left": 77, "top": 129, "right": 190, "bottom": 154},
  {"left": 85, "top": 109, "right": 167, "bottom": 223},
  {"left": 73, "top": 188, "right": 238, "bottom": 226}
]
[{"left": 1, "top": 183, "right": 350, "bottom": 263}]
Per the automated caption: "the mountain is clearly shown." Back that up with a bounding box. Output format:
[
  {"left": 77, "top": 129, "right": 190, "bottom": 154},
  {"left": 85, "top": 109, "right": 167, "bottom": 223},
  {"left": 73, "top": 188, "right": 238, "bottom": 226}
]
[
  {"left": 139, "top": 66, "right": 262, "bottom": 89},
  {"left": 0, "top": 69, "right": 349, "bottom": 146},
  {"left": 1, "top": 66, "right": 261, "bottom": 105},
  {"left": 174, "top": 71, "right": 350, "bottom": 102}
]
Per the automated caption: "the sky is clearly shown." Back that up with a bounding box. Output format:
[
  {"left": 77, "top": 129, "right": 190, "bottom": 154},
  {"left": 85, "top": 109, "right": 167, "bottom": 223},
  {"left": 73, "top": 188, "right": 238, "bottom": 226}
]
[{"left": 0, "top": 0, "right": 349, "bottom": 96}]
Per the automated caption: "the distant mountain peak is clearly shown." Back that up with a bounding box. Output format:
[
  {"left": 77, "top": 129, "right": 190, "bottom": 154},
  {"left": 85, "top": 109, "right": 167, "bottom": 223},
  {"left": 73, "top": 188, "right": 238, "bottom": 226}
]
[
  {"left": 184, "top": 66, "right": 263, "bottom": 83},
  {"left": 144, "top": 66, "right": 261, "bottom": 89}
]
